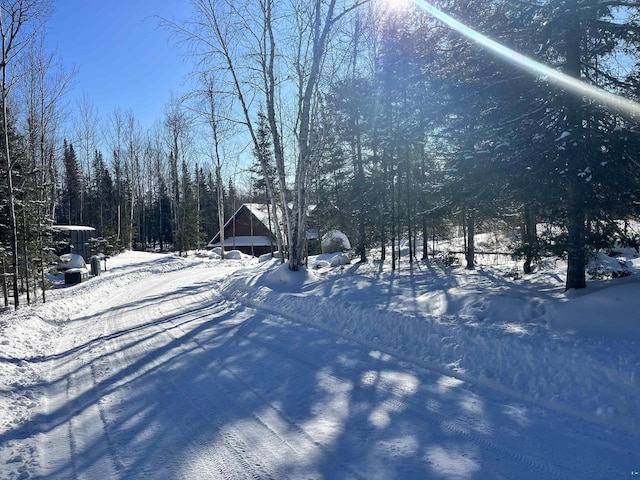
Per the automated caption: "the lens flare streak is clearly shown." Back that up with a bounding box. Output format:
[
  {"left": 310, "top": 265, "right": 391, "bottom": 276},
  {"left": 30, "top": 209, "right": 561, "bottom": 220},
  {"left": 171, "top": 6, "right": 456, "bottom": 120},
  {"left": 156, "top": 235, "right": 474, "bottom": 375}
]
[{"left": 412, "top": 0, "right": 640, "bottom": 118}]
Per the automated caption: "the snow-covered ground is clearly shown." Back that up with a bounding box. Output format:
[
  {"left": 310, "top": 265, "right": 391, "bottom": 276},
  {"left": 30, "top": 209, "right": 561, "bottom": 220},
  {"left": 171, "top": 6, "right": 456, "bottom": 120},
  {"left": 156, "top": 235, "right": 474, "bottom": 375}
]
[{"left": 1, "top": 248, "right": 639, "bottom": 479}]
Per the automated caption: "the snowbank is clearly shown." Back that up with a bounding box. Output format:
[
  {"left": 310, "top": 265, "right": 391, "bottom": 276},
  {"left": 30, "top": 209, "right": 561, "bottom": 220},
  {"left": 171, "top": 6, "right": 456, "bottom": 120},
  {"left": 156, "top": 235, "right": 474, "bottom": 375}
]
[{"left": 220, "top": 254, "right": 640, "bottom": 435}]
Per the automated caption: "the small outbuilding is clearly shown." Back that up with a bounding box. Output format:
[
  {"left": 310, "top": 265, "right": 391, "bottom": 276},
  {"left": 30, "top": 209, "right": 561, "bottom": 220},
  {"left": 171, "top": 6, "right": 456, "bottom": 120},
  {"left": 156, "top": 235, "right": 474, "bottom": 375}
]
[{"left": 52, "top": 225, "right": 96, "bottom": 262}]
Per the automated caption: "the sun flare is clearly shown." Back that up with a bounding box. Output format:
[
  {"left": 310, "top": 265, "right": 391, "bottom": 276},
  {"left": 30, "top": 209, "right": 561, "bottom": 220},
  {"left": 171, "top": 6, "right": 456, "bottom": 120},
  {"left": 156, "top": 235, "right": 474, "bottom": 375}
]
[
  {"left": 412, "top": 0, "right": 640, "bottom": 118},
  {"left": 385, "top": 0, "right": 410, "bottom": 11}
]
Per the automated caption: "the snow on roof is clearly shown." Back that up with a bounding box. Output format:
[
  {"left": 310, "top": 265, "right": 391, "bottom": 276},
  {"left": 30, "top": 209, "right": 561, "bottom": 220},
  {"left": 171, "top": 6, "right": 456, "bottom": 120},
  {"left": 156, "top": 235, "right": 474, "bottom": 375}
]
[
  {"left": 241, "top": 203, "right": 316, "bottom": 231},
  {"left": 242, "top": 203, "right": 275, "bottom": 231},
  {"left": 52, "top": 225, "right": 96, "bottom": 232}
]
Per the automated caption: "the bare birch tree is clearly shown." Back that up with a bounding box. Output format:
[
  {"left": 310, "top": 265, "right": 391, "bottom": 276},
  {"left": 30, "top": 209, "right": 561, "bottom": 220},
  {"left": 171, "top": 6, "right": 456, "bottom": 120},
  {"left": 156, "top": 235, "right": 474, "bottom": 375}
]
[
  {"left": 124, "top": 111, "right": 142, "bottom": 250},
  {"left": 18, "top": 32, "right": 72, "bottom": 303},
  {"left": 105, "top": 108, "right": 125, "bottom": 244},
  {"left": 202, "top": 74, "right": 227, "bottom": 259},
  {"left": 0, "top": 0, "right": 52, "bottom": 308},
  {"left": 168, "top": 0, "right": 367, "bottom": 269},
  {"left": 73, "top": 93, "right": 100, "bottom": 222},
  {"left": 286, "top": 0, "right": 368, "bottom": 270},
  {"left": 164, "top": 0, "right": 288, "bottom": 261},
  {"left": 163, "top": 97, "right": 191, "bottom": 253}
]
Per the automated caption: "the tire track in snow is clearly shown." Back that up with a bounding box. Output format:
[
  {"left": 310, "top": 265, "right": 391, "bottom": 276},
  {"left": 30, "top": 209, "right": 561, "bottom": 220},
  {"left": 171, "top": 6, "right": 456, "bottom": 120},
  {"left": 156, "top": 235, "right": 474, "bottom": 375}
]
[
  {"left": 38, "top": 296, "right": 125, "bottom": 480},
  {"left": 154, "top": 288, "right": 570, "bottom": 479},
  {"left": 157, "top": 300, "right": 368, "bottom": 480},
  {"left": 97, "top": 274, "right": 236, "bottom": 479},
  {"left": 52, "top": 344, "right": 120, "bottom": 479},
  {"left": 37, "top": 265, "right": 207, "bottom": 480},
  {"left": 33, "top": 259, "right": 633, "bottom": 479},
  {"left": 96, "top": 270, "right": 279, "bottom": 479},
  {"left": 120, "top": 268, "right": 370, "bottom": 478},
  {"left": 28, "top": 257, "right": 242, "bottom": 480}
]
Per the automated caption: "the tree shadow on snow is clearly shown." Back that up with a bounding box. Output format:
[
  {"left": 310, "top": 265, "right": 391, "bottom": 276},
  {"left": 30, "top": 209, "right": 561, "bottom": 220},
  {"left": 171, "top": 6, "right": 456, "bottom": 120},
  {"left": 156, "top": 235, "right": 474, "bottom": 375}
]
[{"left": 2, "top": 280, "right": 637, "bottom": 479}]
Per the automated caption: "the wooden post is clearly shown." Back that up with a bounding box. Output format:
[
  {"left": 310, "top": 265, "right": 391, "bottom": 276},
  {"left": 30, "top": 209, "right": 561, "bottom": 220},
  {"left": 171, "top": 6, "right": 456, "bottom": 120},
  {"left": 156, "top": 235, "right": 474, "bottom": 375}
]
[{"left": 1, "top": 256, "right": 7, "bottom": 307}]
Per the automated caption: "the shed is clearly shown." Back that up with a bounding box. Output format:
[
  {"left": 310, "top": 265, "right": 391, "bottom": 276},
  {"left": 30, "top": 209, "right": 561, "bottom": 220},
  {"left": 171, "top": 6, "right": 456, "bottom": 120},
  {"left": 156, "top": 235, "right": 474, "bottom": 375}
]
[
  {"left": 52, "top": 225, "right": 96, "bottom": 262},
  {"left": 207, "top": 203, "right": 277, "bottom": 257}
]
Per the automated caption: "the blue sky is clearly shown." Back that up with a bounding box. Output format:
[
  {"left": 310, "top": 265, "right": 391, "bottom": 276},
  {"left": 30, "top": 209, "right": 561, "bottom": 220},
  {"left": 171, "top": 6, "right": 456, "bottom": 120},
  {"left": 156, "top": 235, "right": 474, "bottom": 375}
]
[{"left": 47, "top": 0, "right": 193, "bottom": 129}]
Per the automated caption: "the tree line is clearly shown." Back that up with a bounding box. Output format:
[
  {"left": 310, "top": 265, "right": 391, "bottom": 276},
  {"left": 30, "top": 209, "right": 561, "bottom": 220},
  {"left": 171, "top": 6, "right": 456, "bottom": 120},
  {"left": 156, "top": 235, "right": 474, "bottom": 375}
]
[
  {"left": 0, "top": 84, "right": 246, "bottom": 308},
  {"left": 2, "top": 0, "right": 640, "bottom": 309},
  {"left": 0, "top": 0, "right": 244, "bottom": 309},
  {"left": 171, "top": 0, "right": 640, "bottom": 289}
]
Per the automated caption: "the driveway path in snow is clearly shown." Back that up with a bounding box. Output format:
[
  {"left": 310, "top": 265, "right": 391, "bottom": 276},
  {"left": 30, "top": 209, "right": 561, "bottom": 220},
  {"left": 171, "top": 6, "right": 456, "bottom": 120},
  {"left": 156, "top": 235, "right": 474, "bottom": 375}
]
[{"left": 20, "top": 262, "right": 638, "bottom": 479}]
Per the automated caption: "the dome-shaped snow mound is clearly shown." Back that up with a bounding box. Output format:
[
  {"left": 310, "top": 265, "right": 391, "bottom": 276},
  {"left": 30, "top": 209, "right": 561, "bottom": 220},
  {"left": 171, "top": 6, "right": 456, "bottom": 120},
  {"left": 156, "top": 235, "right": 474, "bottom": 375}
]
[{"left": 321, "top": 230, "right": 351, "bottom": 254}]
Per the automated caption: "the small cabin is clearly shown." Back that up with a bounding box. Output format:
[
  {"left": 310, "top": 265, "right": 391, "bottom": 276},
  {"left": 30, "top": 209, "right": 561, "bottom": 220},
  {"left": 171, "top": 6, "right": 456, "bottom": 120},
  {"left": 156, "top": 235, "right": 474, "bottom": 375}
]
[{"left": 207, "top": 203, "right": 277, "bottom": 257}]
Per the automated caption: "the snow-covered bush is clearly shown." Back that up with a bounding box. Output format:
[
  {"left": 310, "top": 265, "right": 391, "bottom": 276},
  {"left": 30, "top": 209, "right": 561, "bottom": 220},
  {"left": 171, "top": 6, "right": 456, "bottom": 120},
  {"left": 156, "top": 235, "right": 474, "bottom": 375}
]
[
  {"left": 309, "top": 252, "right": 350, "bottom": 269},
  {"left": 330, "top": 253, "right": 350, "bottom": 267},
  {"left": 259, "top": 253, "right": 274, "bottom": 263},
  {"left": 434, "top": 251, "right": 460, "bottom": 267},
  {"left": 195, "top": 250, "right": 219, "bottom": 259},
  {"left": 587, "top": 251, "right": 632, "bottom": 279},
  {"left": 314, "top": 260, "right": 331, "bottom": 269},
  {"left": 321, "top": 230, "right": 351, "bottom": 254},
  {"left": 225, "top": 250, "right": 244, "bottom": 260}
]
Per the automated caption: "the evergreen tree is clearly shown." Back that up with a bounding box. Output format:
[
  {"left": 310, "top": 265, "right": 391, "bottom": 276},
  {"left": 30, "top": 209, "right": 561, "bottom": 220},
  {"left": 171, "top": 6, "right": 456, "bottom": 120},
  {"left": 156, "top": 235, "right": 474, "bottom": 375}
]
[
  {"left": 226, "top": 178, "right": 239, "bottom": 220},
  {"left": 197, "top": 166, "right": 217, "bottom": 245},
  {"left": 250, "top": 111, "right": 277, "bottom": 205},
  {"left": 538, "top": 0, "right": 640, "bottom": 288},
  {"left": 176, "top": 160, "right": 198, "bottom": 253},
  {"left": 149, "top": 177, "right": 172, "bottom": 251},
  {"left": 86, "top": 150, "right": 116, "bottom": 237},
  {"left": 0, "top": 113, "right": 36, "bottom": 304},
  {"left": 401, "top": 0, "right": 640, "bottom": 284},
  {"left": 61, "top": 140, "right": 82, "bottom": 225},
  {"left": 306, "top": 104, "right": 351, "bottom": 237}
]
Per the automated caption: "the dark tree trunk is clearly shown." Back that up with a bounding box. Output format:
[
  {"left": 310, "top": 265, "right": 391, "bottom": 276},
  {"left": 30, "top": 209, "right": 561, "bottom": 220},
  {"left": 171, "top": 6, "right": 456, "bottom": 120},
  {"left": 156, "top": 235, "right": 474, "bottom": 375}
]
[
  {"left": 391, "top": 169, "right": 396, "bottom": 271},
  {"left": 522, "top": 203, "right": 537, "bottom": 274},
  {"left": 564, "top": 0, "right": 587, "bottom": 290},
  {"left": 405, "top": 154, "right": 413, "bottom": 264},
  {"left": 422, "top": 214, "right": 428, "bottom": 260},
  {"left": 465, "top": 207, "right": 475, "bottom": 270},
  {"left": 565, "top": 183, "right": 587, "bottom": 289}
]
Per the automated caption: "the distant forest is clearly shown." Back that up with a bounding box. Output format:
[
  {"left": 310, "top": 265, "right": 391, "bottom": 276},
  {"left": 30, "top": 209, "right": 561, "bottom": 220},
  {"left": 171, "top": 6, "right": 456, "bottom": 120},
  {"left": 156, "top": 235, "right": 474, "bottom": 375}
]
[{"left": 2, "top": 0, "right": 640, "bottom": 308}]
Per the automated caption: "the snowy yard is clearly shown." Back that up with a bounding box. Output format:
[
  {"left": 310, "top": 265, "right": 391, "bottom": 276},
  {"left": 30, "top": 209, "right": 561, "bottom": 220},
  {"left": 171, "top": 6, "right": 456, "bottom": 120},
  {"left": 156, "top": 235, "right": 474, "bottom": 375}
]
[{"left": 0, "top": 250, "right": 639, "bottom": 479}]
